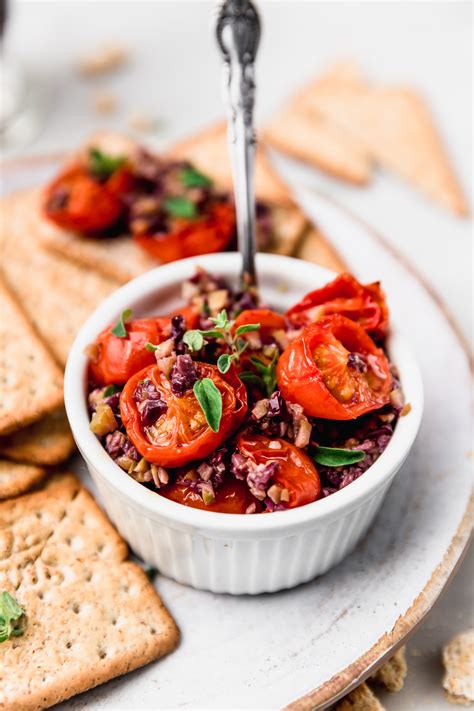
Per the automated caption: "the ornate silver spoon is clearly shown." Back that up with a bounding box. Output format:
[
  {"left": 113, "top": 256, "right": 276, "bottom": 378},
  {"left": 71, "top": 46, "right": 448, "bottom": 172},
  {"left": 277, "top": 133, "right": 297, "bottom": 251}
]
[{"left": 216, "top": 0, "right": 261, "bottom": 292}]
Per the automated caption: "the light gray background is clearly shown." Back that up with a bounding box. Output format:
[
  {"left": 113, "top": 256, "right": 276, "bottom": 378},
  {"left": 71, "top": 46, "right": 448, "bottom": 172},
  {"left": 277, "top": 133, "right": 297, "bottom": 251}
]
[{"left": 2, "top": 2, "right": 473, "bottom": 709}]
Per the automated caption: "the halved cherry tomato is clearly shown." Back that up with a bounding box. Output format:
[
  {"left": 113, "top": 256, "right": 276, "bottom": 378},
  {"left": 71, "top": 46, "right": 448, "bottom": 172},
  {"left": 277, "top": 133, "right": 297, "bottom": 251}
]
[
  {"left": 233, "top": 308, "right": 286, "bottom": 339},
  {"left": 236, "top": 433, "right": 321, "bottom": 508},
  {"left": 286, "top": 273, "right": 389, "bottom": 339},
  {"left": 133, "top": 201, "right": 235, "bottom": 263},
  {"left": 120, "top": 363, "right": 247, "bottom": 467},
  {"left": 160, "top": 477, "right": 260, "bottom": 514},
  {"left": 89, "top": 318, "right": 169, "bottom": 386},
  {"left": 277, "top": 315, "right": 392, "bottom": 420},
  {"left": 44, "top": 164, "right": 133, "bottom": 234}
]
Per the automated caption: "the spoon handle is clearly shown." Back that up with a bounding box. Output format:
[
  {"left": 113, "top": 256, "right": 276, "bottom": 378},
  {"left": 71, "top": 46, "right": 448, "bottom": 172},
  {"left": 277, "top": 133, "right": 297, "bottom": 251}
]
[{"left": 216, "top": 0, "right": 261, "bottom": 290}]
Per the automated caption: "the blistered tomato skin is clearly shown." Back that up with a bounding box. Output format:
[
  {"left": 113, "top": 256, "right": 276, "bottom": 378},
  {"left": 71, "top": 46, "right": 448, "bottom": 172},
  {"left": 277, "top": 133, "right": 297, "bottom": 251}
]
[
  {"left": 133, "top": 201, "right": 236, "bottom": 263},
  {"left": 277, "top": 315, "right": 392, "bottom": 420},
  {"left": 160, "top": 478, "right": 260, "bottom": 514},
  {"left": 286, "top": 273, "right": 389, "bottom": 339},
  {"left": 120, "top": 363, "right": 248, "bottom": 467},
  {"left": 44, "top": 165, "right": 133, "bottom": 234},
  {"left": 236, "top": 433, "right": 321, "bottom": 508},
  {"left": 89, "top": 318, "right": 169, "bottom": 386}
]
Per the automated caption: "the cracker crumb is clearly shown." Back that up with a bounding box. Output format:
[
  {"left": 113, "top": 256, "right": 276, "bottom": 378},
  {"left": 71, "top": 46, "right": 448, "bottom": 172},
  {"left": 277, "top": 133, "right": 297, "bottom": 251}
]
[
  {"left": 92, "top": 90, "right": 118, "bottom": 115},
  {"left": 372, "top": 646, "right": 407, "bottom": 693},
  {"left": 443, "top": 629, "right": 474, "bottom": 706},
  {"left": 128, "top": 111, "right": 157, "bottom": 133},
  {"left": 400, "top": 402, "right": 412, "bottom": 417},
  {"left": 334, "top": 682, "right": 385, "bottom": 710},
  {"left": 78, "top": 43, "right": 128, "bottom": 76}
]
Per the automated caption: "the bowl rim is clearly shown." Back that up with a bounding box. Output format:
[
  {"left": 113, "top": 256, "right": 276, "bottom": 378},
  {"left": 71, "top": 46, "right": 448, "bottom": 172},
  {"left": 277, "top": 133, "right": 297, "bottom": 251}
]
[{"left": 64, "top": 252, "right": 424, "bottom": 535}]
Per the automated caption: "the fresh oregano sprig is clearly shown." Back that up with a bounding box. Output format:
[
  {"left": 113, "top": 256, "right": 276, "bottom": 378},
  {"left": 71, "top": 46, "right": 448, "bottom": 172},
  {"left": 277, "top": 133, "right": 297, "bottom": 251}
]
[
  {"left": 183, "top": 309, "right": 260, "bottom": 375},
  {"left": 111, "top": 308, "right": 132, "bottom": 338}
]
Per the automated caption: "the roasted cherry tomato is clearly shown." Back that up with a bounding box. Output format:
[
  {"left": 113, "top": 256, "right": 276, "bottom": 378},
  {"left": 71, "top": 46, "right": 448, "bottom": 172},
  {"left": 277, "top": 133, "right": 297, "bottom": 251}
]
[
  {"left": 160, "top": 477, "right": 260, "bottom": 514},
  {"left": 236, "top": 433, "right": 321, "bottom": 508},
  {"left": 133, "top": 201, "right": 235, "bottom": 263},
  {"left": 44, "top": 164, "right": 132, "bottom": 234},
  {"left": 277, "top": 315, "right": 392, "bottom": 420},
  {"left": 233, "top": 308, "right": 286, "bottom": 340},
  {"left": 89, "top": 318, "right": 169, "bottom": 386},
  {"left": 286, "top": 273, "right": 389, "bottom": 339},
  {"left": 120, "top": 363, "right": 247, "bottom": 467},
  {"left": 164, "top": 304, "right": 200, "bottom": 330}
]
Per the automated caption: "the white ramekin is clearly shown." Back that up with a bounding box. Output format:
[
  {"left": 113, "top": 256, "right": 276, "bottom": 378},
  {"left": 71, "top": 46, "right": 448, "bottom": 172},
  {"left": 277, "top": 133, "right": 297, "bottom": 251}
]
[{"left": 65, "top": 253, "right": 423, "bottom": 594}]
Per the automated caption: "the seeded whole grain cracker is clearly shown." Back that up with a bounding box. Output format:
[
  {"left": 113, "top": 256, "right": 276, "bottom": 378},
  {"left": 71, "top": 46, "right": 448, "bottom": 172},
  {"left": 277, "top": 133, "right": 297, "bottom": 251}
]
[
  {"left": 0, "top": 279, "right": 64, "bottom": 435},
  {"left": 0, "top": 460, "right": 47, "bottom": 500},
  {"left": 372, "top": 646, "right": 407, "bottom": 693},
  {"left": 1, "top": 190, "right": 119, "bottom": 365},
  {"left": 0, "top": 473, "right": 179, "bottom": 710},
  {"left": 0, "top": 408, "right": 75, "bottom": 466},
  {"left": 442, "top": 629, "right": 474, "bottom": 705},
  {"left": 334, "top": 682, "right": 386, "bottom": 710},
  {"left": 302, "top": 62, "right": 467, "bottom": 216}
]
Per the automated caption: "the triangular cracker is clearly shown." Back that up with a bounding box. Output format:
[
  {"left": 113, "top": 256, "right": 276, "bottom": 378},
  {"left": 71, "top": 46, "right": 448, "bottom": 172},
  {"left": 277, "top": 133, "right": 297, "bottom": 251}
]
[
  {"left": 302, "top": 62, "right": 467, "bottom": 215},
  {"left": 1, "top": 191, "right": 119, "bottom": 365},
  {"left": 0, "top": 408, "right": 75, "bottom": 466},
  {"left": 0, "top": 459, "right": 47, "bottom": 500},
  {"left": 0, "top": 473, "right": 179, "bottom": 709},
  {"left": 263, "top": 63, "right": 372, "bottom": 185},
  {"left": 0, "top": 279, "right": 64, "bottom": 435}
]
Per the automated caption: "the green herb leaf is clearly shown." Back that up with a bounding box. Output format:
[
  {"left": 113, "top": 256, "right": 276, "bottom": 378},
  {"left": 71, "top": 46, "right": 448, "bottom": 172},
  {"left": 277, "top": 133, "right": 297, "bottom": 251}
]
[
  {"left": 235, "top": 323, "right": 261, "bottom": 337},
  {"left": 193, "top": 378, "right": 222, "bottom": 432},
  {"left": 198, "top": 329, "right": 223, "bottom": 339},
  {"left": 183, "top": 330, "right": 205, "bottom": 351},
  {"left": 103, "top": 384, "right": 120, "bottom": 398},
  {"left": 249, "top": 354, "right": 278, "bottom": 397},
  {"left": 0, "top": 591, "right": 26, "bottom": 643},
  {"left": 111, "top": 309, "right": 132, "bottom": 338},
  {"left": 312, "top": 446, "right": 366, "bottom": 468},
  {"left": 89, "top": 148, "right": 126, "bottom": 180},
  {"left": 163, "top": 196, "right": 197, "bottom": 219},
  {"left": 238, "top": 371, "right": 264, "bottom": 389},
  {"left": 180, "top": 166, "right": 213, "bottom": 188},
  {"left": 210, "top": 309, "right": 229, "bottom": 330},
  {"left": 217, "top": 353, "right": 237, "bottom": 374},
  {"left": 145, "top": 342, "right": 158, "bottom": 353}
]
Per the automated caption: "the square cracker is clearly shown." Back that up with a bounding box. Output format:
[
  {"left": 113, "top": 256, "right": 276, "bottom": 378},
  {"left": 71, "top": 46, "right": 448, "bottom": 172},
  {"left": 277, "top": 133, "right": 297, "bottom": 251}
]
[
  {"left": 0, "top": 460, "right": 47, "bottom": 500},
  {"left": 0, "top": 473, "right": 179, "bottom": 710},
  {"left": 0, "top": 408, "right": 75, "bottom": 466},
  {"left": 1, "top": 190, "right": 119, "bottom": 365},
  {"left": 0, "top": 279, "right": 64, "bottom": 435}
]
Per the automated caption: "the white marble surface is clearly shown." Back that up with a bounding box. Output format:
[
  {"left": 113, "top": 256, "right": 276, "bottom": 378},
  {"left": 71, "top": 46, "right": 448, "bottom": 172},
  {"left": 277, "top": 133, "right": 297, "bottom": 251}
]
[{"left": 2, "top": 2, "right": 473, "bottom": 709}]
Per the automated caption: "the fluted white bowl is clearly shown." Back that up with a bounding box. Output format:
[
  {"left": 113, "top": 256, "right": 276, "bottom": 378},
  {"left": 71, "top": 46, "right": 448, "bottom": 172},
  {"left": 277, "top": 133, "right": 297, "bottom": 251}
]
[{"left": 65, "top": 253, "right": 423, "bottom": 594}]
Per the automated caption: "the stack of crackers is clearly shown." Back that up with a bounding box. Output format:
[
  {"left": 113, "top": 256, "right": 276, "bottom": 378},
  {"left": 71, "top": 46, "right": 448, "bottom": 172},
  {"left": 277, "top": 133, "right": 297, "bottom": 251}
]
[{"left": 264, "top": 61, "right": 468, "bottom": 216}]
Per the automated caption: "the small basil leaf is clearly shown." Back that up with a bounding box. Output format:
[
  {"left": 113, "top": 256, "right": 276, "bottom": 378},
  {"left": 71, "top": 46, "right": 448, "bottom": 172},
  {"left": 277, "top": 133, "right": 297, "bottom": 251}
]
[
  {"left": 183, "top": 330, "right": 205, "bottom": 351},
  {"left": 217, "top": 353, "right": 236, "bottom": 374},
  {"left": 180, "top": 166, "right": 213, "bottom": 188},
  {"left": 111, "top": 308, "right": 133, "bottom": 338},
  {"left": 312, "top": 446, "right": 366, "bottom": 468},
  {"left": 235, "top": 323, "right": 261, "bottom": 336},
  {"left": 193, "top": 378, "right": 222, "bottom": 432},
  {"left": 163, "top": 196, "right": 197, "bottom": 219},
  {"left": 89, "top": 148, "right": 126, "bottom": 180}
]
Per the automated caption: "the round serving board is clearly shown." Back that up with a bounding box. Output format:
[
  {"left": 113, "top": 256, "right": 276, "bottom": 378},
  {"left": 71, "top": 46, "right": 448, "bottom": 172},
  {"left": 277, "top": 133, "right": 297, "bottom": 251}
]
[{"left": 2, "top": 160, "right": 472, "bottom": 710}]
